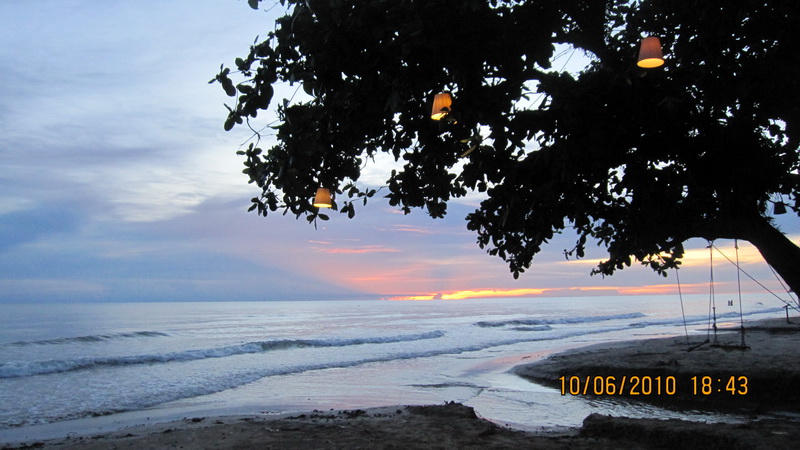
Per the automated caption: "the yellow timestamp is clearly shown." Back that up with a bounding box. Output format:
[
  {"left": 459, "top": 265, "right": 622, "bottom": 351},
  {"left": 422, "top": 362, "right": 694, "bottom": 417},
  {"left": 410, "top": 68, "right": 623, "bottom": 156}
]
[
  {"left": 558, "top": 375, "right": 749, "bottom": 396},
  {"left": 691, "top": 375, "right": 748, "bottom": 396},
  {"left": 559, "top": 375, "right": 677, "bottom": 396}
]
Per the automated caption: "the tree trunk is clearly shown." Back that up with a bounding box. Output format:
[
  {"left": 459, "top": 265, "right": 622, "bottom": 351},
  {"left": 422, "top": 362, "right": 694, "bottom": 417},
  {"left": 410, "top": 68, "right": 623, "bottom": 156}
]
[{"left": 743, "top": 217, "right": 800, "bottom": 297}]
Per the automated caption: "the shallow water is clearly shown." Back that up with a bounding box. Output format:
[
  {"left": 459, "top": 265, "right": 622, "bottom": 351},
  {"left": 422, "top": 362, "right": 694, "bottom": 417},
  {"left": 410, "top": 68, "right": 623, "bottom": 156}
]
[{"left": 0, "top": 295, "right": 787, "bottom": 439}]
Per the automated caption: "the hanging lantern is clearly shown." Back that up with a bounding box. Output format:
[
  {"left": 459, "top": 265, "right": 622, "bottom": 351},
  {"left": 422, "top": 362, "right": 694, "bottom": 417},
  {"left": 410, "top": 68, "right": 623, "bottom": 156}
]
[
  {"left": 774, "top": 202, "right": 787, "bottom": 215},
  {"left": 431, "top": 93, "right": 452, "bottom": 120},
  {"left": 313, "top": 188, "right": 332, "bottom": 208},
  {"left": 637, "top": 36, "right": 664, "bottom": 68}
]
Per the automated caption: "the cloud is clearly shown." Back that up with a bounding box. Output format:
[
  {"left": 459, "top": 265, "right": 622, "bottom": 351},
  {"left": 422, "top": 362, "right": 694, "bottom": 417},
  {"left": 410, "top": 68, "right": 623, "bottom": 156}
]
[
  {"left": 316, "top": 245, "right": 401, "bottom": 254},
  {"left": 0, "top": 203, "right": 371, "bottom": 303},
  {"left": 0, "top": 0, "right": 269, "bottom": 224},
  {"left": 378, "top": 224, "right": 435, "bottom": 234},
  {"left": 0, "top": 279, "right": 109, "bottom": 302},
  {"left": 1, "top": 1, "right": 798, "bottom": 305},
  {"left": 0, "top": 204, "right": 83, "bottom": 252}
]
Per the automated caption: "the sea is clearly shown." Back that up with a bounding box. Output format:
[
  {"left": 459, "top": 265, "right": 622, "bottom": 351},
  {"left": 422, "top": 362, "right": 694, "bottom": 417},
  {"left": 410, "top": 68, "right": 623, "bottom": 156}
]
[{"left": 0, "top": 294, "right": 791, "bottom": 442}]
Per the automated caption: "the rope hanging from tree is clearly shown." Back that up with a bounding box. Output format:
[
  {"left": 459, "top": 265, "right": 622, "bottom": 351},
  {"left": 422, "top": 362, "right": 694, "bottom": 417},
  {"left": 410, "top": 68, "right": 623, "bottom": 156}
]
[
  {"left": 712, "top": 244, "right": 799, "bottom": 314},
  {"left": 734, "top": 240, "right": 747, "bottom": 349},
  {"left": 675, "top": 239, "right": 770, "bottom": 351},
  {"left": 707, "top": 241, "right": 719, "bottom": 346}
]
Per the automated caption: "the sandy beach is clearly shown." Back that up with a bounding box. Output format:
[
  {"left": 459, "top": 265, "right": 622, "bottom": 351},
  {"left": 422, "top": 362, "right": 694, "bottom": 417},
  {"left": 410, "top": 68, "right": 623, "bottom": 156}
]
[
  {"left": 3, "top": 317, "right": 799, "bottom": 449},
  {"left": 513, "top": 317, "right": 800, "bottom": 413},
  {"left": 6, "top": 403, "right": 799, "bottom": 449}
]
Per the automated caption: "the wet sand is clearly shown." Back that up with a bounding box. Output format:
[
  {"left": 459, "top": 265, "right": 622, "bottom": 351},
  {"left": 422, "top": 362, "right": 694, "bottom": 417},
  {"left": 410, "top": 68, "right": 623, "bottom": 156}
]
[{"left": 512, "top": 317, "right": 800, "bottom": 413}]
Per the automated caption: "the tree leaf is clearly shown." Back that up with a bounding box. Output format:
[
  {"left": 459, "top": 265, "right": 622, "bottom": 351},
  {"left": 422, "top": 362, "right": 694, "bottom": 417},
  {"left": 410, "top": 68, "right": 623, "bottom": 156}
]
[{"left": 218, "top": 0, "right": 800, "bottom": 293}]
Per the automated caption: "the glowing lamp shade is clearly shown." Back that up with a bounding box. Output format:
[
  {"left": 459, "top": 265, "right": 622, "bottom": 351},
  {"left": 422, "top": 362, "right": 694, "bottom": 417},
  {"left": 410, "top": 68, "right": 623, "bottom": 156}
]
[
  {"left": 637, "top": 36, "right": 664, "bottom": 68},
  {"left": 313, "top": 188, "right": 332, "bottom": 208},
  {"left": 431, "top": 93, "right": 452, "bottom": 120}
]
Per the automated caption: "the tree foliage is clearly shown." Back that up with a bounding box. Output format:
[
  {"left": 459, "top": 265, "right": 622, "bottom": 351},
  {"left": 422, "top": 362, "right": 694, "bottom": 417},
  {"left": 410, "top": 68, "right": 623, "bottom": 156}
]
[{"left": 213, "top": 0, "right": 800, "bottom": 290}]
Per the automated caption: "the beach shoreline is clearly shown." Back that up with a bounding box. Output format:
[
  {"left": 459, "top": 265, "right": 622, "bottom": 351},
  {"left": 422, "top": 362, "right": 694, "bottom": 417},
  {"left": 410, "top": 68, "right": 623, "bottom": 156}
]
[
  {"left": 512, "top": 317, "right": 800, "bottom": 414},
  {"left": 3, "top": 317, "right": 799, "bottom": 449},
  {"left": 4, "top": 402, "right": 800, "bottom": 449},
  {"left": 0, "top": 403, "right": 643, "bottom": 449}
]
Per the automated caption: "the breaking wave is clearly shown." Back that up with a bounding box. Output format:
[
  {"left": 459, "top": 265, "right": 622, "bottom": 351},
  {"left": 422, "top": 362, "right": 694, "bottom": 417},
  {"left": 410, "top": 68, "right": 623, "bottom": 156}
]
[
  {"left": 0, "top": 330, "right": 445, "bottom": 379},
  {"left": 475, "top": 312, "right": 647, "bottom": 328},
  {"left": 3, "top": 331, "right": 170, "bottom": 348}
]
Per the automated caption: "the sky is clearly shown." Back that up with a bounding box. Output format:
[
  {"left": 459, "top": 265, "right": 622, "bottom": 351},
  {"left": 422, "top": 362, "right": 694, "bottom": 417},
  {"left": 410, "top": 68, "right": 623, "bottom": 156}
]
[{"left": 1, "top": 0, "right": 798, "bottom": 304}]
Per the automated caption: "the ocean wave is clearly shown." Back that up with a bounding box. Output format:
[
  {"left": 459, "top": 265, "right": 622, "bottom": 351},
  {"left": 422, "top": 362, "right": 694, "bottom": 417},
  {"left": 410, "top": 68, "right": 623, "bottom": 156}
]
[
  {"left": 475, "top": 312, "right": 647, "bottom": 328},
  {"left": 510, "top": 325, "right": 553, "bottom": 332},
  {"left": 0, "top": 330, "right": 445, "bottom": 379},
  {"left": 2, "top": 331, "right": 169, "bottom": 348},
  {"left": 1, "top": 325, "right": 641, "bottom": 427},
  {"left": 5, "top": 307, "right": 779, "bottom": 427},
  {"left": 628, "top": 307, "right": 785, "bottom": 329}
]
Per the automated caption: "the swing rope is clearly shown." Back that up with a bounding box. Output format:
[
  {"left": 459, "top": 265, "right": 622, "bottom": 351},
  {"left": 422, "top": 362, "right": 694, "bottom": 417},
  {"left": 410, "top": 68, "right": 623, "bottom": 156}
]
[
  {"left": 711, "top": 244, "right": 799, "bottom": 313},
  {"left": 675, "top": 259, "right": 711, "bottom": 350},
  {"left": 765, "top": 264, "right": 800, "bottom": 312},
  {"left": 734, "top": 240, "right": 747, "bottom": 349},
  {"left": 675, "top": 239, "right": 791, "bottom": 351},
  {"left": 708, "top": 242, "right": 719, "bottom": 345},
  {"left": 674, "top": 266, "right": 691, "bottom": 348}
]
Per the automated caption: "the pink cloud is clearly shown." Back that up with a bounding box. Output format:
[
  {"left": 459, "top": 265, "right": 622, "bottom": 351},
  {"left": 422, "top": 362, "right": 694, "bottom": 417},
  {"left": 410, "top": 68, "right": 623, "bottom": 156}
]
[
  {"left": 318, "top": 245, "right": 401, "bottom": 254},
  {"left": 374, "top": 224, "right": 433, "bottom": 234}
]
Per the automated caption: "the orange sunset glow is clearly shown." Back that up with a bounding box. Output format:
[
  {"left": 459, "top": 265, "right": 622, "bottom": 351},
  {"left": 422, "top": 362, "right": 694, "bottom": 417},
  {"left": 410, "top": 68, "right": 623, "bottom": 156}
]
[
  {"left": 385, "top": 283, "right": 712, "bottom": 301},
  {"left": 298, "top": 234, "right": 793, "bottom": 302}
]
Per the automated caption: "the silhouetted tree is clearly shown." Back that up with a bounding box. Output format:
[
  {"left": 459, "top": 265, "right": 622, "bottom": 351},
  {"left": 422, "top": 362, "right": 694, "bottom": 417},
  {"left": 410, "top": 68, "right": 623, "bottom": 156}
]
[{"left": 213, "top": 0, "right": 800, "bottom": 294}]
